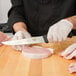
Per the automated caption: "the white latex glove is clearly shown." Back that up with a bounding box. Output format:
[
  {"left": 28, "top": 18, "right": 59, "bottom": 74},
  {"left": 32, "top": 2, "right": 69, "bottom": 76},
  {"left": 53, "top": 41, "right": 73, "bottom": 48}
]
[
  {"left": 47, "top": 19, "right": 73, "bottom": 42},
  {"left": 68, "top": 63, "right": 76, "bottom": 73},
  {"left": 12, "top": 31, "right": 31, "bottom": 50},
  {"left": 61, "top": 43, "right": 76, "bottom": 59}
]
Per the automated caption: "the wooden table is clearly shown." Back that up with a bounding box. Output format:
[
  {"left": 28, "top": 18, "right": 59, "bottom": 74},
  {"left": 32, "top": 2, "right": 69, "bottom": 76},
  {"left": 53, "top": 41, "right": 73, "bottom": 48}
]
[{"left": 0, "top": 36, "right": 76, "bottom": 76}]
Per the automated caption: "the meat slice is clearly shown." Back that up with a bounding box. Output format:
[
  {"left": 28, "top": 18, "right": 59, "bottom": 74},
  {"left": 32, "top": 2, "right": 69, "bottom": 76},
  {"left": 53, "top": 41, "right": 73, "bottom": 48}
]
[
  {"left": 22, "top": 46, "right": 54, "bottom": 59},
  {"left": 0, "top": 32, "right": 10, "bottom": 45},
  {"left": 68, "top": 63, "right": 76, "bottom": 73}
]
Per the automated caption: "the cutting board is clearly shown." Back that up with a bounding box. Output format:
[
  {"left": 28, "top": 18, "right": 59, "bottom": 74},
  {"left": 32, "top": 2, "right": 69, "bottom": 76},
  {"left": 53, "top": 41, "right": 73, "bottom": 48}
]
[{"left": 0, "top": 36, "right": 76, "bottom": 76}]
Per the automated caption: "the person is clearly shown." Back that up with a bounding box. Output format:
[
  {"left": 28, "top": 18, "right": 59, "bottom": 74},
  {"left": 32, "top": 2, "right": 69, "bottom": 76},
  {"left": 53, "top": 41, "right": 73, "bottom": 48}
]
[
  {"left": 61, "top": 43, "right": 76, "bottom": 59},
  {"left": 7, "top": 0, "right": 76, "bottom": 50},
  {"left": 61, "top": 43, "right": 76, "bottom": 73}
]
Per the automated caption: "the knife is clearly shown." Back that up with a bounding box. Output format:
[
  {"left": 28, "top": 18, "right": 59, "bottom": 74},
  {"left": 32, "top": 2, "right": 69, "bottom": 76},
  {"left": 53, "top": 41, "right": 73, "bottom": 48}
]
[
  {"left": 2, "top": 31, "right": 75, "bottom": 45},
  {"left": 2, "top": 35, "right": 48, "bottom": 45}
]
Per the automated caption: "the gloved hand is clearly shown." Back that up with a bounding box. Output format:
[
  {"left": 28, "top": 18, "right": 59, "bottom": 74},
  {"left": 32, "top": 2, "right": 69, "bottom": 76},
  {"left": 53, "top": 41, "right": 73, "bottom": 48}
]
[
  {"left": 60, "top": 43, "right": 76, "bottom": 59},
  {"left": 47, "top": 19, "right": 73, "bottom": 42},
  {"left": 12, "top": 31, "right": 31, "bottom": 50},
  {"left": 68, "top": 63, "right": 76, "bottom": 73}
]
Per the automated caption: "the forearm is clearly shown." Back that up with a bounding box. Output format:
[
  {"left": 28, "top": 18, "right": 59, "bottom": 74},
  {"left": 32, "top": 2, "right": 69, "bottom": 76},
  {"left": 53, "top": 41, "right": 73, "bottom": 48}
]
[
  {"left": 66, "top": 16, "right": 76, "bottom": 29},
  {"left": 13, "top": 22, "right": 28, "bottom": 32}
]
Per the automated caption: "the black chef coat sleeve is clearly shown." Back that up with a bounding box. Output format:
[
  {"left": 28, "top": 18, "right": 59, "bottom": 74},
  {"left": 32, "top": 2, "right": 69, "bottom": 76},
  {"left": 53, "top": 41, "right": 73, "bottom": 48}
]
[{"left": 7, "top": 0, "right": 26, "bottom": 32}]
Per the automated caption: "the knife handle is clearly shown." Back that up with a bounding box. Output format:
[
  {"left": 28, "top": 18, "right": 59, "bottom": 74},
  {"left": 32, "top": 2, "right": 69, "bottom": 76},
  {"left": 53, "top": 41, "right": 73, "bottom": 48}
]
[
  {"left": 43, "top": 35, "right": 48, "bottom": 43},
  {"left": 43, "top": 32, "right": 76, "bottom": 43},
  {"left": 68, "top": 32, "right": 75, "bottom": 38}
]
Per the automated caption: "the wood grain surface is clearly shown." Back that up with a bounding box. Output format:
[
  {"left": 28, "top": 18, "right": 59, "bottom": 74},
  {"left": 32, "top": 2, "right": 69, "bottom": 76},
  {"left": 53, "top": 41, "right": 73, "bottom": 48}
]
[{"left": 0, "top": 36, "right": 76, "bottom": 76}]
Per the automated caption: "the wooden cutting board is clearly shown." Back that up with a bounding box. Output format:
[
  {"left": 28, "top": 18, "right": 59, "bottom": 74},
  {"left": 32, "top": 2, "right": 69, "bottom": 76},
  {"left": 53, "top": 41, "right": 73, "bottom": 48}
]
[{"left": 0, "top": 36, "right": 76, "bottom": 76}]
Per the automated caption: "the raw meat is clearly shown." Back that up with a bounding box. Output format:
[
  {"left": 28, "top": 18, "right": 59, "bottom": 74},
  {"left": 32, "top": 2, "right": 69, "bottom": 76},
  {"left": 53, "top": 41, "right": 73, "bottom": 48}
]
[
  {"left": 68, "top": 63, "right": 76, "bottom": 73},
  {"left": 22, "top": 46, "right": 54, "bottom": 59},
  {"left": 0, "top": 32, "right": 10, "bottom": 45}
]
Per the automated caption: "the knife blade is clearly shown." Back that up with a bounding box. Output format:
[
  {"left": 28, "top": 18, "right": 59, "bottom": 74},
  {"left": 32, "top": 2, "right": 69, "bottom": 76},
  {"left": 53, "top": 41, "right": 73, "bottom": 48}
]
[
  {"left": 2, "top": 31, "right": 75, "bottom": 46},
  {"left": 2, "top": 35, "right": 48, "bottom": 45}
]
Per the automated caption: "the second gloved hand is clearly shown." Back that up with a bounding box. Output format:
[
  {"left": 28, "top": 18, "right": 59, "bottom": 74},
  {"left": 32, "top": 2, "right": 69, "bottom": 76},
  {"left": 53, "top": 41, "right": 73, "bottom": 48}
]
[
  {"left": 60, "top": 43, "right": 76, "bottom": 59},
  {"left": 60, "top": 43, "right": 76, "bottom": 73},
  {"left": 12, "top": 31, "right": 31, "bottom": 51},
  {"left": 47, "top": 19, "right": 73, "bottom": 42}
]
